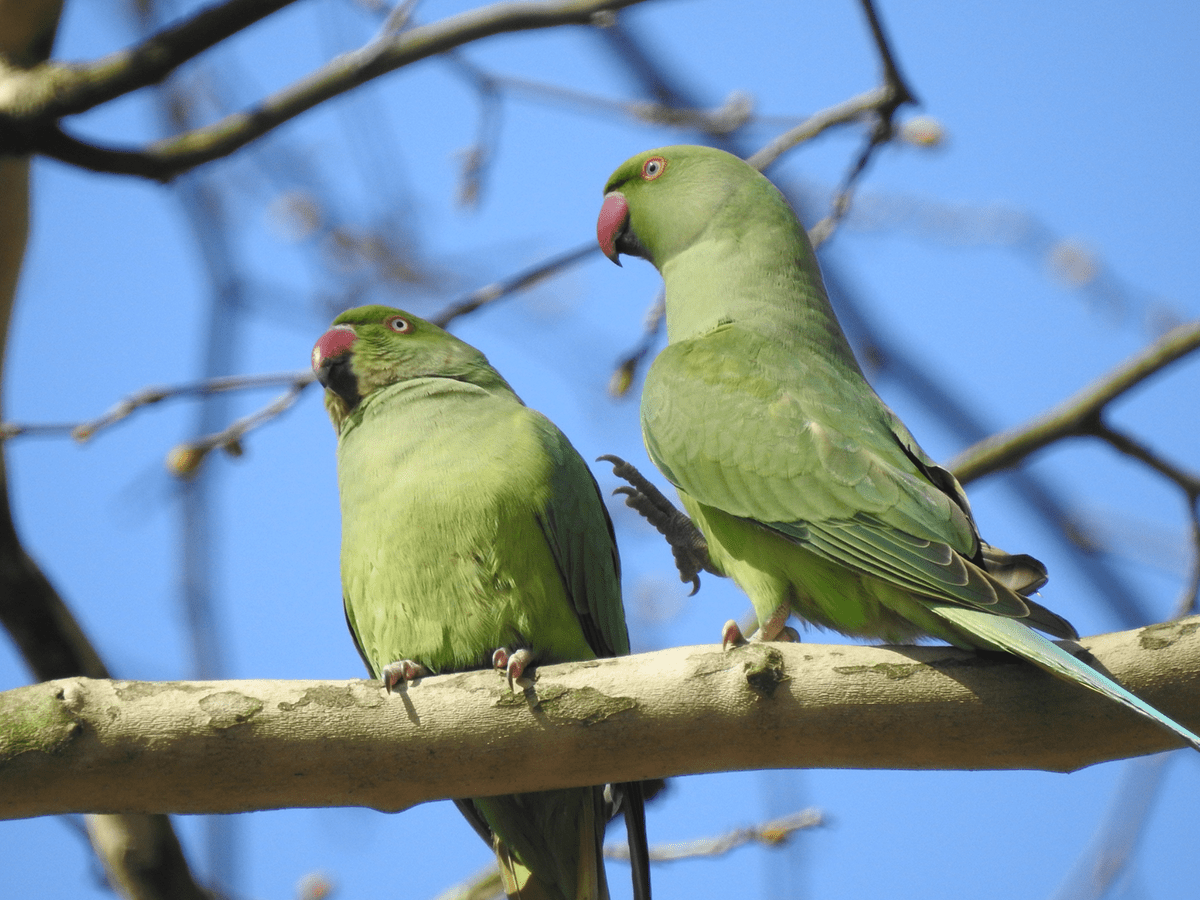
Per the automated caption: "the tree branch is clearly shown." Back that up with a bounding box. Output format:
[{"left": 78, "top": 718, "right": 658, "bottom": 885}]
[
  {"left": 3, "top": 618, "right": 1199, "bottom": 821},
  {"left": 4, "top": 0, "right": 654, "bottom": 180},
  {"left": 948, "top": 320, "right": 1200, "bottom": 482}
]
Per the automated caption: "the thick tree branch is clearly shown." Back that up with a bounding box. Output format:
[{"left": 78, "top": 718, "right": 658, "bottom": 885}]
[
  {"left": 0, "top": 0, "right": 298, "bottom": 123},
  {"left": 3, "top": 619, "right": 1198, "bottom": 821},
  {"left": 3, "top": 0, "right": 653, "bottom": 180}
]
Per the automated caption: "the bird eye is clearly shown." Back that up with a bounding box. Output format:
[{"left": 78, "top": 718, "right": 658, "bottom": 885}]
[
  {"left": 386, "top": 316, "right": 413, "bottom": 334},
  {"left": 641, "top": 157, "right": 667, "bottom": 180}
]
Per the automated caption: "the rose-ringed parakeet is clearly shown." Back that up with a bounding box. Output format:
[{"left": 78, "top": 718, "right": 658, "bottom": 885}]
[
  {"left": 312, "top": 305, "right": 651, "bottom": 900},
  {"left": 596, "top": 145, "right": 1200, "bottom": 751}
]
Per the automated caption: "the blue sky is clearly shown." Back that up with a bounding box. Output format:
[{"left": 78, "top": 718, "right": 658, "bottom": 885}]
[{"left": 2, "top": 1, "right": 1198, "bottom": 898}]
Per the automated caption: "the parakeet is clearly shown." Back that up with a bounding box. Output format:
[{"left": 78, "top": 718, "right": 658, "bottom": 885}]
[
  {"left": 597, "top": 144, "right": 1200, "bottom": 751},
  {"left": 312, "top": 305, "right": 651, "bottom": 900}
]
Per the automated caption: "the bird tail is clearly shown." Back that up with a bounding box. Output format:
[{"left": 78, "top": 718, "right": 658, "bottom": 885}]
[
  {"left": 928, "top": 602, "right": 1200, "bottom": 752},
  {"left": 491, "top": 788, "right": 610, "bottom": 900},
  {"left": 494, "top": 839, "right": 561, "bottom": 900}
]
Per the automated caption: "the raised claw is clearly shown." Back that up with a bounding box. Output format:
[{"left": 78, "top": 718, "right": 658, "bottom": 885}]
[{"left": 599, "top": 453, "right": 717, "bottom": 593}]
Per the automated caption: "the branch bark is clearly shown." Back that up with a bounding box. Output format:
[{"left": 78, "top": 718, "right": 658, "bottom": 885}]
[{"left": 3, "top": 618, "right": 1198, "bottom": 821}]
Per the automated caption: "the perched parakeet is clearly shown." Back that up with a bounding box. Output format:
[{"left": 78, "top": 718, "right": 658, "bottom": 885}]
[
  {"left": 312, "top": 305, "right": 651, "bottom": 900},
  {"left": 597, "top": 145, "right": 1200, "bottom": 751}
]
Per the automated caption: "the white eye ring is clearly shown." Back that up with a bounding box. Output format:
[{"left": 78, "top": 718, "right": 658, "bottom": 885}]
[
  {"left": 387, "top": 316, "right": 413, "bottom": 334},
  {"left": 642, "top": 157, "right": 666, "bottom": 180}
]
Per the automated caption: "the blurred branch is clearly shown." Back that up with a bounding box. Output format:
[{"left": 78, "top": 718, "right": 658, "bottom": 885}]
[
  {"left": 948, "top": 321, "right": 1200, "bottom": 481},
  {"left": 747, "top": 0, "right": 918, "bottom": 195},
  {"left": 1177, "top": 507, "right": 1200, "bottom": 618},
  {"left": 604, "top": 807, "right": 824, "bottom": 862},
  {"left": 431, "top": 243, "right": 597, "bottom": 328},
  {"left": 0, "top": 371, "right": 314, "bottom": 442},
  {"left": 0, "top": 2, "right": 210, "bottom": 896},
  {"left": 3, "top": 0, "right": 655, "bottom": 180},
  {"left": 3, "top": 620, "right": 1200, "bottom": 822},
  {"left": 805, "top": 0, "right": 917, "bottom": 246},
  {"left": 433, "top": 805, "right": 824, "bottom": 900},
  {"left": 608, "top": 291, "right": 663, "bottom": 397},
  {"left": 166, "top": 376, "right": 313, "bottom": 478},
  {"left": 1050, "top": 753, "right": 1173, "bottom": 900},
  {"left": 0, "top": 0, "right": 298, "bottom": 124},
  {"left": 821, "top": 186, "right": 1186, "bottom": 337}
]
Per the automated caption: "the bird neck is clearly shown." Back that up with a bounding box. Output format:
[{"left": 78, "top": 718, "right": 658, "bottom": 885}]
[{"left": 660, "top": 230, "right": 864, "bottom": 377}]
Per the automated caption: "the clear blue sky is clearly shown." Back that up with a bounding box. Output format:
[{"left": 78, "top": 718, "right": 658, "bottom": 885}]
[{"left": 2, "top": 1, "right": 1198, "bottom": 898}]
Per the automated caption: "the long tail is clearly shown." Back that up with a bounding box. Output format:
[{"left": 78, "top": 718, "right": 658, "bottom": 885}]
[
  {"left": 928, "top": 603, "right": 1200, "bottom": 752},
  {"left": 611, "top": 782, "right": 652, "bottom": 900}
]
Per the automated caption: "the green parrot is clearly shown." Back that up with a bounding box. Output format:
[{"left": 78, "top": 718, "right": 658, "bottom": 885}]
[
  {"left": 312, "top": 305, "right": 651, "bottom": 900},
  {"left": 597, "top": 144, "right": 1200, "bottom": 751}
]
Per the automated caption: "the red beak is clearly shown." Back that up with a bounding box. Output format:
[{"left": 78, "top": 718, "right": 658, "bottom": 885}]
[
  {"left": 311, "top": 324, "right": 357, "bottom": 379},
  {"left": 597, "top": 192, "right": 630, "bottom": 265}
]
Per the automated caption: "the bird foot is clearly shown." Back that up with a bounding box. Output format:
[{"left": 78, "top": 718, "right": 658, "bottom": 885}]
[
  {"left": 381, "top": 659, "right": 429, "bottom": 692},
  {"left": 492, "top": 647, "right": 535, "bottom": 690},
  {"left": 722, "top": 613, "right": 800, "bottom": 650},
  {"left": 599, "top": 454, "right": 718, "bottom": 595},
  {"left": 722, "top": 619, "right": 748, "bottom": 650}
]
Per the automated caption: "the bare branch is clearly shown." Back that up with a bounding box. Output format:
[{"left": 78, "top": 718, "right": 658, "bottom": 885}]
[
  {"left": 805, "top": 0, "right": 917, "bottom": 246},
  {"left": 1176, "top": 504, "right": 1200, "bottom": 619},
  {"left": 604, "top": 807, "right": 824, "bottom": 862},
  {"left": 436, "top": 806, "right": 822, "bottom": 900},
  {"left": 948, "top": 321, "right": 1200, "bottom": 482},
  {"left": 1095, "top": 424, "right": 1200, "bottom": 497},
  {"left": 746, "top": 85, "right": 894, "bottom": 173},
  {"left": 8, "top": 0, "right": 655, "bottom": 180},
  {"left": 3, "top": 620, "right": 1199, "bottom": 821},
  {"left": 0, "top": 0, "right": 299, "bottom": 124},
  {"left": 0, "top": 370, "right": 313, "bottom": 442},
  {"left": 167, "top": 376, "right": 314, "bottom": 478},
  {"left": 431, "top": 243, "right": 597, "bottom": 328},
  {"left": 748, "top": 0, "right": 917, "bottom": 187}
]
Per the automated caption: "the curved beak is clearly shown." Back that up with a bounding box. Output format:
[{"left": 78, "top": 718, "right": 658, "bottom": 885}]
[
  {"left": 312, "top": 324, "right": 361, "bottom": 409},
  {"left": 597, "top": 192, "right": 630, "bottom": 266}
]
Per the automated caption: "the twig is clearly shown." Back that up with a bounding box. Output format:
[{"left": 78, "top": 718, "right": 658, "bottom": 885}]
[
  {"left": 493, "top": 73, "right": 757, "bottom": 133},
  {"left": 805, "top": 0, "right": 918, "bottom": 246},
  {"left": 167, "top": 378, "right": 312, "bottom": 478},
  {"left": 746, "top": 85, "right": 894, "bottom": 172},
  {"left": 419, "top": 806, "right": 826, "bottom": 900},
  {"left": 430, "top": 242, "right": 596, "bottom": 328},
  {"left": 608, "top": 292, "right": 664, "bottom": 397},
  {"left": 604, "top": 807, "right": 824, "bottom": 862},
  {"left": 1095, "top": 424, "right": 1200, "bottom": 497},
  {"left": 1176, "top": 503, "right": 1200, "bottom": 619},
  {"left": 0, "top": 371, "right": 314, "bottom": 442}
]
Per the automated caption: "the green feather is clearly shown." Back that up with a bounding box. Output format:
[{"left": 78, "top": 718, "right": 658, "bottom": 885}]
[
  {"left": 315, "top": 305, "right": 647, "bottom": 899},
  {"left": 602, "top": 145, "right": 1200, "bottom": 751}
]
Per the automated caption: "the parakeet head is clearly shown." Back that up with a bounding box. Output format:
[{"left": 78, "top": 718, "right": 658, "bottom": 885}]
[
  {"left": 312, "top": 305, "right": 509, "bottom": 431},
  {"left": 597, "top": 145, "right": 796, "bottom": 270}
]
